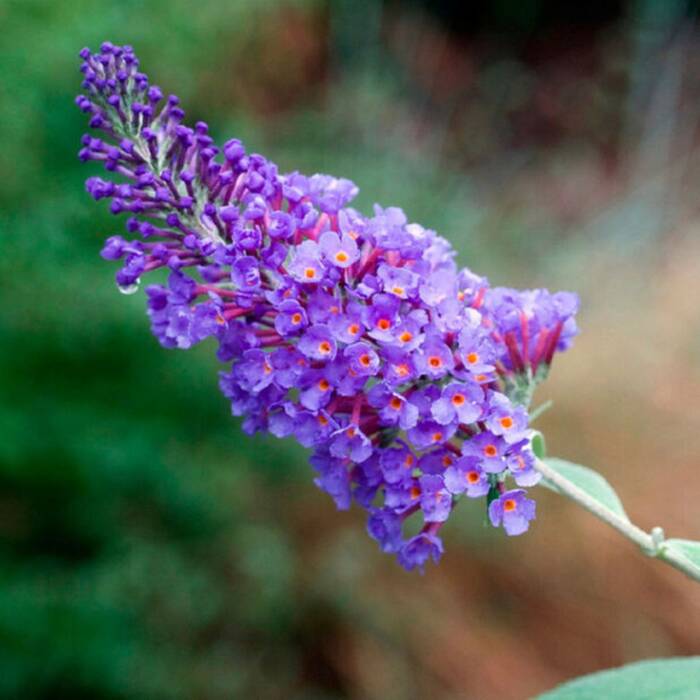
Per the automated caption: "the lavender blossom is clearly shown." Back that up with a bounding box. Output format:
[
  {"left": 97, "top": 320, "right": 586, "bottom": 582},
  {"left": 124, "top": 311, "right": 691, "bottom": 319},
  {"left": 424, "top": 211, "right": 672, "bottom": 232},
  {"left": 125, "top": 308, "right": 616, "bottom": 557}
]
[
  {"left": 488, "top": 489, "right": 537, "bottom": 536},
  {"left": 77, "top": 43, "right": 579, "bottom": 572}
]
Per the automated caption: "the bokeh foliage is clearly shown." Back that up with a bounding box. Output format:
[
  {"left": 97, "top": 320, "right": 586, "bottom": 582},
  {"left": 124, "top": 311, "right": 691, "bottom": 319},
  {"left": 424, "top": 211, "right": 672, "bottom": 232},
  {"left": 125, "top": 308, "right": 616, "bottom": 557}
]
[{"left": 0, "top": 2, "right": 335, "bottom": 698}]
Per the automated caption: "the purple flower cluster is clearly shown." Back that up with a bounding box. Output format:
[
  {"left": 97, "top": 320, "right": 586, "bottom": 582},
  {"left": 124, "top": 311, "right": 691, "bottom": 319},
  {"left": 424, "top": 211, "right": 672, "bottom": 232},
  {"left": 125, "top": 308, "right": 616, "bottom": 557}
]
[{"left": 77, "top": 43, "right": 578, "bottom": 572}]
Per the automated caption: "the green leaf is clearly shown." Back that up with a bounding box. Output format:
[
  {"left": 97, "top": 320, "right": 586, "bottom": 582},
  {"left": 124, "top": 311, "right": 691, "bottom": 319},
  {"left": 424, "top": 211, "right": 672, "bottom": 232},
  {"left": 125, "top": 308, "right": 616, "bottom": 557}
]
[
  {"left": 663, "top": 539, "right": 700, "bottom": 571},
  {"left": 541, "top": 458, "right": 629, "bottom": 521},
  {"left": 537, "top": 656, "right": 700, "bottom": 699},
  {"left": 530, "top": 430, "right": 546, "bottom": 459}
]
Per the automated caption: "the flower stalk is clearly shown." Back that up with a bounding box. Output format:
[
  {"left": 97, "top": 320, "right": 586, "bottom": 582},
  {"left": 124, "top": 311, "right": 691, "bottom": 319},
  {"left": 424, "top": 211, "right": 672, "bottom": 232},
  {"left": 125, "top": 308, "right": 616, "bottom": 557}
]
[{"left": 534, "top": 457, "right": 700, "bottom": 583}]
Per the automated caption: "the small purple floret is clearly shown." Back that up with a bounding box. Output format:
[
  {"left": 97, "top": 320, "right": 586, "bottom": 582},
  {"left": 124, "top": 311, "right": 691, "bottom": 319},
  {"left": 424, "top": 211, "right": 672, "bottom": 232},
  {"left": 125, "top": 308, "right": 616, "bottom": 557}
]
[{"left": 488, "top": 489, "right": 537, "bottom": 536}]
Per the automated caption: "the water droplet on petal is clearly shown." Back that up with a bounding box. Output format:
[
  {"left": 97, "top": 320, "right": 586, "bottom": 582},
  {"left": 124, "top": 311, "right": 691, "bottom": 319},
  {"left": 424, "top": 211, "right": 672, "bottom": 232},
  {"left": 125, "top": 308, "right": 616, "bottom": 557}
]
[{"left": 118, "top": 282, "right": 139, "bottom": 295}]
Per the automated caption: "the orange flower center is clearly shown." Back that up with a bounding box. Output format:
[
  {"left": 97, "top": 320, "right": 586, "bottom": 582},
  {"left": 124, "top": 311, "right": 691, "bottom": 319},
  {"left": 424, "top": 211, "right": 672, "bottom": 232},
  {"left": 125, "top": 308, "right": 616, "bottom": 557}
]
[
  {"left": 500, "top": 416, "right": 514, "bottom": 429},
  {"left": 451, "top": 393, "right": 465, "bottom": 406},
  {"left": 359, "top": 354, "right": 372, "bottom": 367},
  {"left": 318, "top": 414, "right": 329, "bottom": 426},
  {"left": 467, "top": 471, "right": 480, "bottom": 484},
  {"left": 410, "top": 486, "right": 421, "bottom": 500},
  {"left": 484, "top": 445, "right": 498, "bottom": 457},
  {"left": 503, "top": 499, "right": 517, "bottom": 512},
  {"left": 318, "top": 379, "right": 330, "bottom": 391},
  {"left": 466, "top": 352, "right": 479, "bottom": 365},
  {"left": 348, "top": 323, "right": 360, "bottom": 335},
  {"left": 335, "top": 251, "right": 349, "bottom": 263},
  {"left": 318, "top": 341, "right": 332, "bottom": 355},
  {"left": 399, "top": 331, "right": 413, "bottom": 343},
  {"left": 377, "top": 318, "right": 391, "bottom": 331},
  {"left": 432, "top": 432, "right": 443, "bottom": 443},
  {"left": 291, "top": 313, "right": 302, "bottom": 324},
  {"left": 396, "top": 363, "right": 410, "bottom": 377},
  {"left": 389, "top": 396, "right": 402, "bottom": 410},
  {"left": 442, "top": 455, "right": 453, "bottom": 467},
  {"left": 392, "top": 286, "right": 405, "bottom": 296},
  {"left": 304, "top": 267, "right": 316, "bottom": 279},
  {"left": 428, "top": 356, "right": 442, "bottom": 368},
  {"left": 404, "top": 454, "right": 414, "bottom": 468}
]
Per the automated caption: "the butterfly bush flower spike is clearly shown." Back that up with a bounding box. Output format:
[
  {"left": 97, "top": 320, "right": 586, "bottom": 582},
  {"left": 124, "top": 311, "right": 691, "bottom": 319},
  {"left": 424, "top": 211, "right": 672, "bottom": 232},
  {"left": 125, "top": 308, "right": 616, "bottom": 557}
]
[{"left": 77, "top": 42, "right": 579, "bottom": 572}]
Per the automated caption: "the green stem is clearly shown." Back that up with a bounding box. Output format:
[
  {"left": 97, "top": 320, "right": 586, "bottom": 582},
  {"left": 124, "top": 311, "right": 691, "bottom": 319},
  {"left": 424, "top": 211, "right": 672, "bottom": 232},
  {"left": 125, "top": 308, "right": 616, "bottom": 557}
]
[
  {"left": 529, "top": 399, "right": 553, "bottom": 423},
  {"left": 533, "top": 457, "right": 700, "bottom": 584}
]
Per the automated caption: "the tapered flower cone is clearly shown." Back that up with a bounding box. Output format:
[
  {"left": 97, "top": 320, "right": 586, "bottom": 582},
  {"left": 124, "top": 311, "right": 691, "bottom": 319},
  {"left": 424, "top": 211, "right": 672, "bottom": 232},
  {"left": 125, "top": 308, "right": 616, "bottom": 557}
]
[{"left": 77, "top": 42, "right": 578, "bottom": 571}]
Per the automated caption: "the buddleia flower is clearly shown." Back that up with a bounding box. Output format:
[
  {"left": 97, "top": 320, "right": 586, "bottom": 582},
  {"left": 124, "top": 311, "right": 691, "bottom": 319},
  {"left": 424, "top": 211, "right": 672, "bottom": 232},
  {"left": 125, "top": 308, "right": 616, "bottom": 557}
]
[{"left": 77, "top": 42, "right": 578, "bottom": 572}]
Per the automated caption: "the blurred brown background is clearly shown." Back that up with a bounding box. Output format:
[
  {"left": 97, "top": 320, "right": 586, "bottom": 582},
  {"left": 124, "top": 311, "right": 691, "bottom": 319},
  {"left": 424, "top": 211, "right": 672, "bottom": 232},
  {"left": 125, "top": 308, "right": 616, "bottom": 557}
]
[{"left": 1, "top": 0, "right": 700, "bottom": 698}]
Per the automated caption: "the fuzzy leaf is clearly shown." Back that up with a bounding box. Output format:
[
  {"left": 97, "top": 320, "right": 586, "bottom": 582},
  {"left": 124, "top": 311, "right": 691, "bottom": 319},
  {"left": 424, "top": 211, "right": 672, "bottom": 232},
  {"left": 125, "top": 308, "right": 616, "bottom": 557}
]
[
  {"left": 541, "top": 458, "right": 629, "bottom": 521},
  {"left": 537, "top": 656, "right": 700, "bottom": 699},
  {"left": 663, "top": 538, "right": 700, "bottom": 572}
]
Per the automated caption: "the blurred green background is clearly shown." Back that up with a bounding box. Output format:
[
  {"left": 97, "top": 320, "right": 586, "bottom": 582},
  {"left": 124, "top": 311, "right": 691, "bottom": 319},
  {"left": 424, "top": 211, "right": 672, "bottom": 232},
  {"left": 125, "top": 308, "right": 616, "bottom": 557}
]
[{"left": 2, "top": 1, "right": 700, "bottom": 698}]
